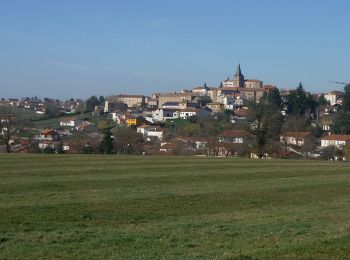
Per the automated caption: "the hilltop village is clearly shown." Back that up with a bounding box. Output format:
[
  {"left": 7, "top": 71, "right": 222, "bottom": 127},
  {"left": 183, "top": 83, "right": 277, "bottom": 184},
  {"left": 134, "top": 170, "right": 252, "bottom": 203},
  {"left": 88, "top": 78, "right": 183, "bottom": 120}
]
[{"left": 1, "top": 65, "right": 349, "bottom": 160}]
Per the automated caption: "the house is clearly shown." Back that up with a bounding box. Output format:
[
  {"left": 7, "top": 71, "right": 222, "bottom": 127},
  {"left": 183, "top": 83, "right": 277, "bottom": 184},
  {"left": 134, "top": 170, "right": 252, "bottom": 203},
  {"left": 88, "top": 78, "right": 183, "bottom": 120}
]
[
  {"left": 38, "top": 141, "right": 55, "bottom": 150},
  {"left": 159, "top": 142, "right": 176, "bottom": 152},
  {"left": 61, "top": 140, "right": 87, "bottom": 154},
  {"left": 218, "top": 130, "right": 250, "bottom": 144},
  {"left": 206, "top": 102, "right": 224, "bottom": 113},
  {"left": 281, "top": 150, "right": 303, "bottom": 159},
  {"left": 136, "top": 125, "right": 151, "bottom": 135},
  {"left": 175, "top": 136, "right": 208, "bottom": 151},
  {"left": 126, "top": 115, "right": 144, "bottom": 126},
  {"left": 280, "top": 132, "right": 313, "bottom": 147},
  {"left": 320, "top": 115, "right": 334, "bottom": 131},
  {"left": 75, "top": 121, "right": 96, "bottom": 132},
  {"left": 146, "top": 98, "right": 158, "bottom": 109},
  {"left": 318, "top": 105, "right": 337, "bottom": 118},
  {"left": 56, "top": 128, "right": 72, "bottom": 137},
  {"left": 192, "top": 84, "right": 209, "bottom": 96},
  {"left": 59, "top": 117, "right": 83, "bottom": 127},
  {"left": 162, "top": 102, "right": 181, "bottom": 110},
  {"left": 217, "top": 130, "right": 251, "bottom": 156},
  {"left": 180, "top": 108, "right": 198, "bottom": 120},
  {"left": 321, "top": 134, "right": 350, "bottom": 148},
  {"left": 196, "top": 107, "right": 212, "bottom": 118},
  {"left": 192, "top": 96, "right": 212, "bottom": 107},
  {"left": 324, "top": 91, "right": 344, "bottom": 106},
  {"left": 152, "top": 109, "right": 180, "bottom": 122},
  {"left": 219, "top": 94, "right": 237, "bottom": 110},
  {"left": 137, "top": 125, "right": 164, "bottom": 140},
  {"left": 93, "top": 105, "right": 105, "bottom": 116},
  {"left": 36, "top": 129, "right": 60, "bottom": 141},
  {"left": 8, "top": 98, "right": 20, "bottom": 107},
  {"left": 147, "top": 126, "right": 164, "bottom": 140},
  {"left": 233, "top": 108, "right": 248, "bottom": 120}
]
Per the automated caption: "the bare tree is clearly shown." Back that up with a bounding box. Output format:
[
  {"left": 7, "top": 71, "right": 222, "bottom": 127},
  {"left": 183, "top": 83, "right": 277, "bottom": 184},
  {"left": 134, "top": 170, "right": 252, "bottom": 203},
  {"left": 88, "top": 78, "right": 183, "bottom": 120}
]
[{"left": 0, "top": 106, "right": 16, "bottom": 153}]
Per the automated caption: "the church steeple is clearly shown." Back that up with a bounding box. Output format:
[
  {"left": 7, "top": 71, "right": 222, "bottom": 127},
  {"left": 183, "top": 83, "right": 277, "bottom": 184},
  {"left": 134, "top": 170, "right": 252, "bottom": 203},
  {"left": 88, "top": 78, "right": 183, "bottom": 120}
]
[
  {"left": 233, "top": 63, "right": 245, "bottom": 88},
  {"left": 235, "top": 63, "right": 242, "bottom": 77}
]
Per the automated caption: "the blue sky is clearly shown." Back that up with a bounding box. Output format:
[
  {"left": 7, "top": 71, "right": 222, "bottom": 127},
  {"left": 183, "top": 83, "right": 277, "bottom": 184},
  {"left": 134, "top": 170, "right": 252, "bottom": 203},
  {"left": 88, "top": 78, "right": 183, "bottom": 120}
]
[{"left": 0, "top": 0, "right": 349, "bottom": 99}]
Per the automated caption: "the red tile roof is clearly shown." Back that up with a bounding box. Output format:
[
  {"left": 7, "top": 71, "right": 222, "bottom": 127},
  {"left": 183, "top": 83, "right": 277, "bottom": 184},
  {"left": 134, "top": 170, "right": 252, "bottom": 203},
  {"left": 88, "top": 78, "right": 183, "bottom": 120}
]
[
  {"left": 219, "top": 130, "right": 250, "bottom": 138},
  {"left": 137, "top": 125, "right": 151, "bottom": 129},
  {"left": 321, "top": 135, "right": 350, "bottom": 141},
  {"left": 40, "top": 129, "right": 56, "bottom": 135},
  {"left": 280, "top": 132, "right": 312, "bottom": 138},
  {"left": 181, "top": 108, "right": 198, "bottom": 113}
]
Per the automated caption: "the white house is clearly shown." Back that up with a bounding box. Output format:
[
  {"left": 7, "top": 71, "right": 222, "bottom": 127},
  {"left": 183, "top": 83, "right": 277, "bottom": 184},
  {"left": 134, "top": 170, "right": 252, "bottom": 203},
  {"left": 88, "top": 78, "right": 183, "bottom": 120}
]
[
  {"left": 147, "top": 126, "right": 164, "bottom": 140},
  {"left": 180, "top": 108, "right": 198, "bottom": 120},
  {"left": 280, "top": 132, "right": 313, "bottom": 147},
  {"left": 38, "top": 141, "right": 55, "bottom": 150},
  {"left": 35, "top": 129, "right": 60, "bottom": 141},
  {"left": 219, "top": 95, "right": 236, "bottom": 110},
  {"left": 162, "top": 102, "right": 181, "bottom": 110},
  {"left": 59, "top": 117, "right": 82, "bottom": 127},
  {"left": 137, "top": 125, "right": 151, "bottom": 135},
  {"left": 152, "top": 109, "right": 180, "bottom": 122},
  {"left": 75, "top": 121, "right": 96, "bottom": 132},
  {"left": 137, "top": 125, "right": 164, "bottom": 140},
  {"left": 324, "top": 91, "right": 344, "bottom": 105},
  {"left": 321, "top": 134, "right": 350, "bottom": 148}
]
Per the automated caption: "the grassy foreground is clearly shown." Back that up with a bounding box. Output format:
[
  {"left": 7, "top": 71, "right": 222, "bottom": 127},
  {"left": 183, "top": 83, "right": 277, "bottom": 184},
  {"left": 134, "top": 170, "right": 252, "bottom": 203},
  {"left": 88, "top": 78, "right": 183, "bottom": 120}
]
[{"left": 0, "top": 155, "right": 350, "bottom": 259}]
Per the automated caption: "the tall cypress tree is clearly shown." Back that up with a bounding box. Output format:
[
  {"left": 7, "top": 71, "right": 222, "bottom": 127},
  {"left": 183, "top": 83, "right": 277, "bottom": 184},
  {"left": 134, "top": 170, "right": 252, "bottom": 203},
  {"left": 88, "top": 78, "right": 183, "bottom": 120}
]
[{"left": 100, "top": 128, "right": 113, "bottom": 154}]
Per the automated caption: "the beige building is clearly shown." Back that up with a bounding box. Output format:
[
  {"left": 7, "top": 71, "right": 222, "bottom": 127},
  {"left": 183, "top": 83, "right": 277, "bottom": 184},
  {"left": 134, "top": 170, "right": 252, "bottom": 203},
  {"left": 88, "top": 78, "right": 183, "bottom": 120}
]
[
  {"left": 191, "top": 84, "right": 209, "bottom": 96},
  {"left": 105, "top": 94, "right": 145, "bottom": 110},
  {"left": 206, "top": 102, "right": 224, "bottom": 113},
  {"left": 244, "top": 79, "right": 263, "bottom": 89},
  {"left": 324, "top": 91, "right": 344, "bottom": 105},
  {"left": 158, "top": 92, "right": 193, "bottom": 108}
]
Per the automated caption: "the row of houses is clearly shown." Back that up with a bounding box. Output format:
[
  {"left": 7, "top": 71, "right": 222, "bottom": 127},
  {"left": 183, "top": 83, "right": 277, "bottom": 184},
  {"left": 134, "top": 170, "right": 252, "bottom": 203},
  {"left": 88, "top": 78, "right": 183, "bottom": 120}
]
[
  {"left": 140, "top": 127, "right": 350, "bottom": 158},
  {"left": 0, "top": 97, "right": 82, "bottom": 114}
]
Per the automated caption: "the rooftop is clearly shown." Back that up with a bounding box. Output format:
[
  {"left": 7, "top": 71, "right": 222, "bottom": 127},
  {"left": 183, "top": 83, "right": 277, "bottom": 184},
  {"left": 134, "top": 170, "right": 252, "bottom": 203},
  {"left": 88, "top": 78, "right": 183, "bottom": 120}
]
[
  {"left": 321, "top": 135, "right": 350, "bottom": 141},
  {"left": 281, "top": 132, "right": 312, "bottom": 138},
  {"left": 219, "top": 130, "right": 250, "bottom": 138}
]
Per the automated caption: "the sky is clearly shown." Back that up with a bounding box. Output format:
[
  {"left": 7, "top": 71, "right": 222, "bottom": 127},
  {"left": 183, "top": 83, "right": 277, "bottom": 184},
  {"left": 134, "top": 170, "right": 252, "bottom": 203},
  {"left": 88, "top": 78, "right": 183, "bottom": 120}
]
[{"left": 0, "top": 0, "right": 349, "bottom": 99}]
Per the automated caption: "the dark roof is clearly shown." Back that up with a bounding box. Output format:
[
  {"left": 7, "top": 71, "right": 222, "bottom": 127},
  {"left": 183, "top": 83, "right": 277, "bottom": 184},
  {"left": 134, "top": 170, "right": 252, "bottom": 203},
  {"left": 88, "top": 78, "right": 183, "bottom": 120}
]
[{"left": 162, "top": 102, "right": 180, "bottom": 106}]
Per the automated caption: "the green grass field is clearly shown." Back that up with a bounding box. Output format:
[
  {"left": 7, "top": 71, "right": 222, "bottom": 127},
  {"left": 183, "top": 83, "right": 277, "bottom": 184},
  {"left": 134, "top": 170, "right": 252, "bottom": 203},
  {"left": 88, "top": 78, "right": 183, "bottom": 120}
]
[{"left": 1, "top": 155, "right": 350, "bottom": 259}]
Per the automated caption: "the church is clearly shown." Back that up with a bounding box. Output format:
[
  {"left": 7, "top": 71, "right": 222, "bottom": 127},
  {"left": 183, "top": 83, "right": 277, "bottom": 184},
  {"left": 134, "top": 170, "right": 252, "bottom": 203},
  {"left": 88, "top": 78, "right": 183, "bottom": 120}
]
[
  {"left": 222, "top": 64, "right": 263, "bottom": 89},
  {"left": 220, "top": 64, "right": 276, "bottom": 101}
]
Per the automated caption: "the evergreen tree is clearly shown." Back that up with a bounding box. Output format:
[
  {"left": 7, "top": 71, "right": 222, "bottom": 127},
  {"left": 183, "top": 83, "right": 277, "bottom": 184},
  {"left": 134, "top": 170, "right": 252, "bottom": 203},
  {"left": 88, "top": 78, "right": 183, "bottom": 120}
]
[
  {"left": 342, "top": 84, "right": 350, "bottom": 112},
  {"left": 99, "top": 128, "right": 114, "bottom": 154},
  {"left": 330, "top": 112, "right": 350, "bottom": 134},
  {"left": 287, "top": 82, "right": 308, "bottom": 116},
  {"left": 287, "top": 82, "right": 317, "bottom": 119},
  {"left": 99, "top": 96, "right": 105, "bottom": 104},
  {"left": 85, "top": 96, "right": 100, "bottom": 112},
  {"left": 57, "top": 142, "right": 65, "bottom": 154},
  {"left": 262, "top": 88, "right": 282, "bottom": 109},
  {"left": 248, "top": 93, "right": 282, "bottom": 158}
]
